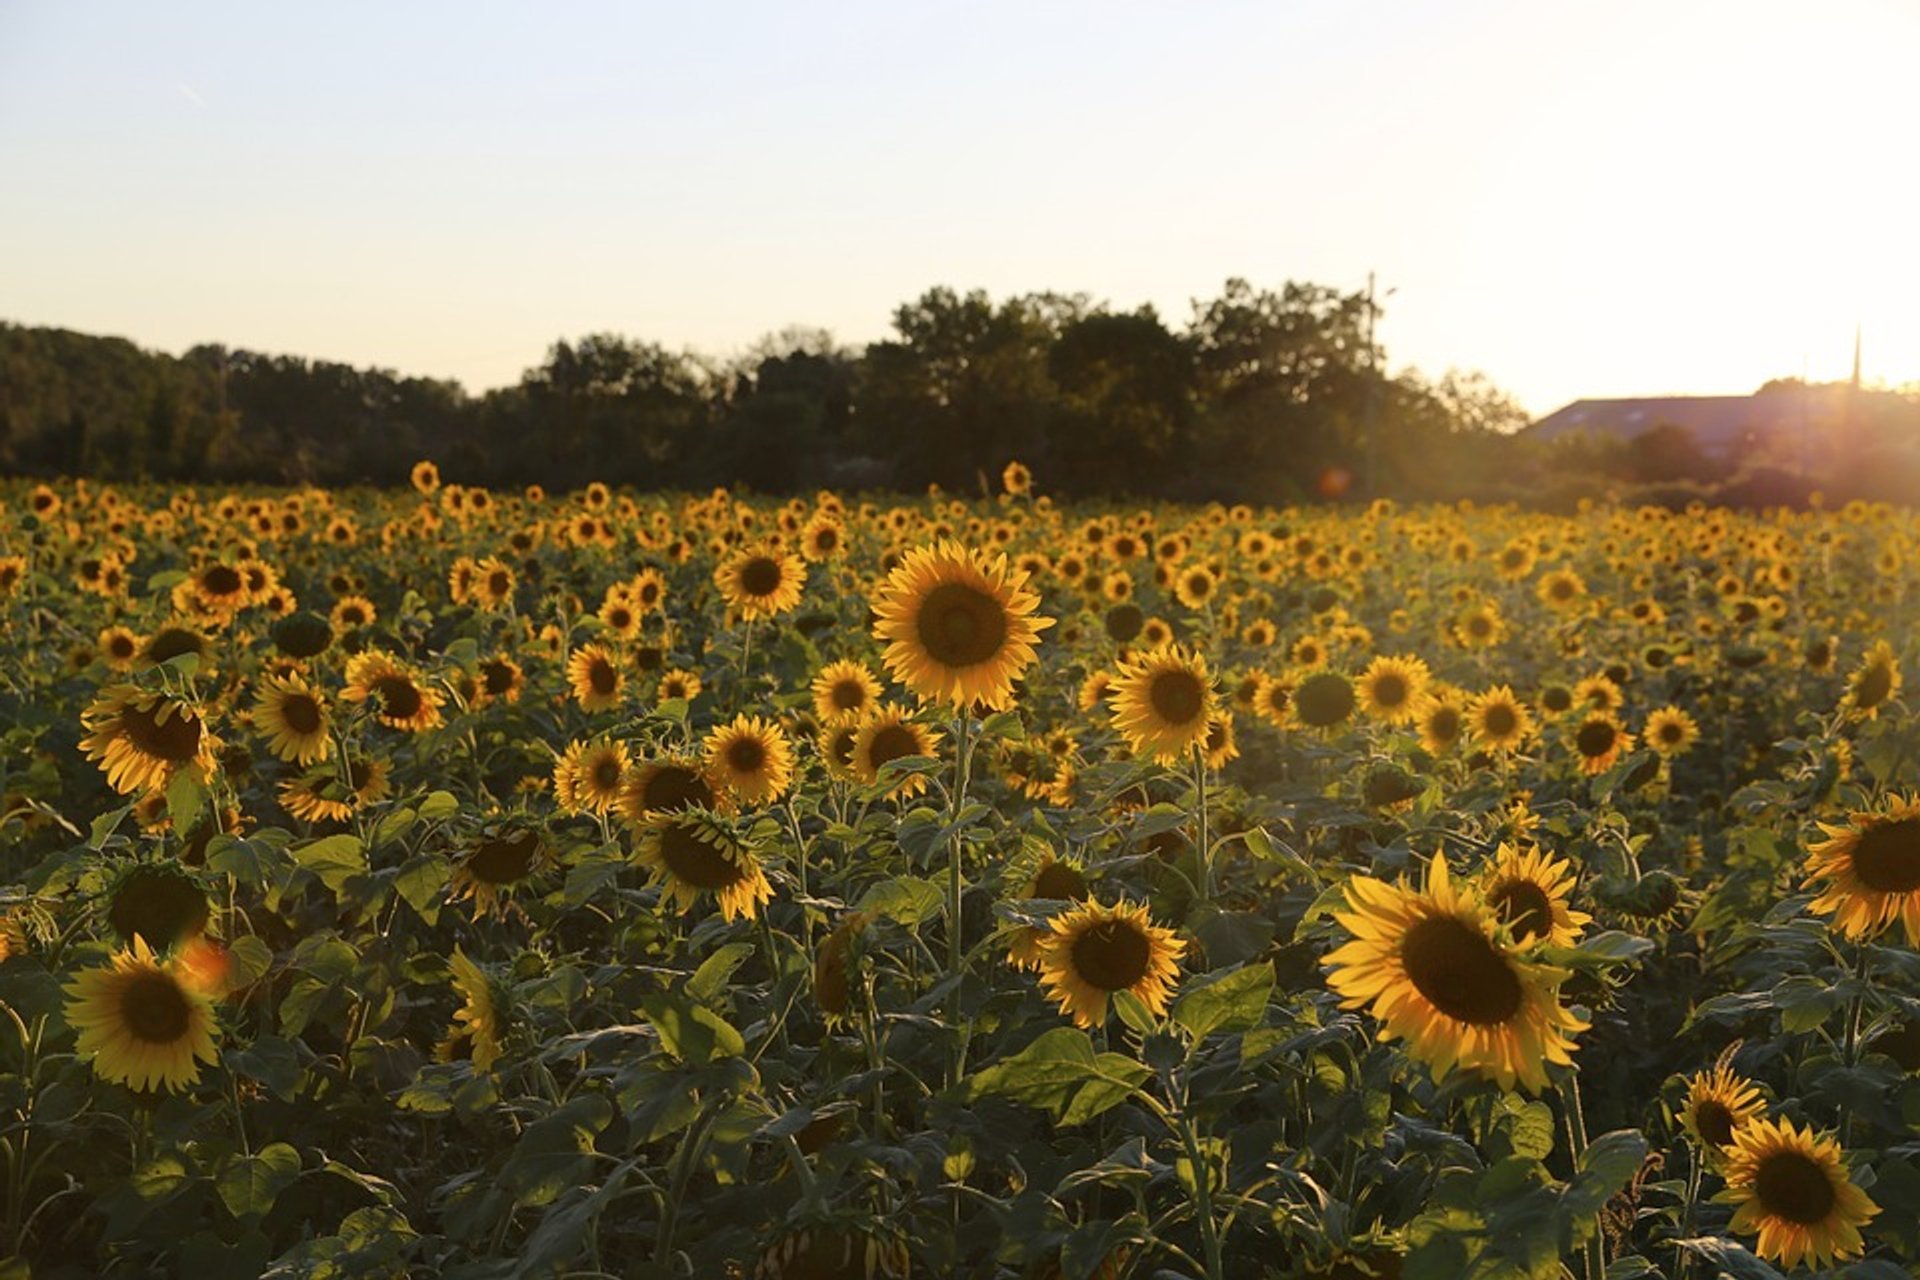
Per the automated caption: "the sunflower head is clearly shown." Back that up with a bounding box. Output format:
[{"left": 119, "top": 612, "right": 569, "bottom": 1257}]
[
  {"left": 704, "top": 714, "right": 796, "bottom": 807},
  {"left": 105, "top": 861, "right": 211, "bottom": 953},
  {"left": 634, "top": 813, "right": 774, "bottom": 922},
  {"left": 64, "top": 938, "right": 220, "bottom": 1093},
  {"left": 1034, "top": 897, "right": 1185, "bottom": 1029},
  {"left": 1805, "top": 794, "right": 1920, "bottom": 945},
  {"left": 1109, "top": 647, "right": 1217, "bottom": 764},
  {"left": 1717, "top": 1117, "right": 1878, "bottom": 1269},
  {"left": 870, "top": 541, "right": 1052, "bottom": 711}
]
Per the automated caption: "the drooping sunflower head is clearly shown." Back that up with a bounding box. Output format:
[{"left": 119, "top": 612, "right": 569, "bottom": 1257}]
[
  {"left": 79, "top": 685, "right": 221, "bottom": 797},
  {"left": 811, "top": 659, "right": 883, "bottom": 726},
  {"left": 634, "top": 814, "right": 774, "bottom": 922},
  {"left": 105, "top": 861, "right": 211, "bottom": 953},
  {"left": 1804, "top": 794, "right": 1920, "bottom": 945},
  {"left": 452, "top": 825, "right": 552, "bottom": 916},
  {"left": 1109, "top": 647, "right": 1217, "bottom": 764},
  {"left": 1479, "top": 843, "right": 1590, "bottom": 948},
  {"left": 618, "top": 755, "right": 727, "bottom": 824},
  {"left": 1841, "top": 640, "right": 1901, "bottom": 720},
  {"left": 716, "top": 543, "right": 807, "bottom": 620},
  {"left": 1323, "top": 856, "right": 1587, "bottom": 1093},
  {"left": 851, "top": 709, "right": 942, "bottom": 797},
  {"left": 63, "top": 938, "right": 220, "bottom": 1094},
  {"left": 1035, "top": 897, "right": 1185, "bottom": 1029},
  {"left": 447, "top": 948, "right": 509, "bottom": 1072},
  {"left": 1292, "top": 670, "right": 1356, "bottom": 732},
  {"left": 869, "top": 540, "right": 1052, "bottom": 711},
  {"left": 1716, "top": 1117, "right": 1877, "bottom": 1270},
  {"left": 704, "top": 714, "right": 796, "bottom": 807}
]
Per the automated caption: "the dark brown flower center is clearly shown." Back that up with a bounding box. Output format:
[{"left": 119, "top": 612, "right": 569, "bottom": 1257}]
[
  {"left": 280, "top": 694, "right": 323, "bottom": 736},
  {"left": 1401, "top": 914, "right": 1523, "bottom": 1026},
  {"left": 1071, "top": 920, "right": 1151, "bottom": 992},
  {"left": 121, "top": 699, "right": 204, "bottom": 762},
  {"left": 1371, "top": 674, "right": 1409, "bottom": 708},
  {"left": 1427, "top": 706, "right": 1461, "bottom": 743},
  {"left": 1850, "top": 817, "right": 1920, "bottom": 893},
  {"left": 739, "top": 557, "right": 783, "bottom": 597},
  {"left": 590, "top": 755, "right": 624, "bottom": 791},
  {"left": 1488, "top": 879, "right": 1554, "bottom": 944},
  {"left": 121, "top": 970, "right": 192, "bottom": 1043},
  {"left": 915, "top": 582, "right": 1007, "bottom": 668},
  {"left": 866, "top": 724, "right": 920, "bottom": 770},
  {"left": 726, "top": 736, "right": 767, "bottom": 774},
  {"left": 587, "top": 658, "right": 617, "bottom": 696},
  {"left": 1295, "top": 673, "right": 1355, "bottom": 728},
  {"left": 1148, "top": 670, "right": 1205, "bottom": 727},
  {"left": 1575, "top": 720, "right": 1617, "bottom": 758},
  {"left": 830, "top": 680, "right": 867, "bottom": 711},
  {"left": 1032, "top": 862, "right": 1087, "bottom": 901},
  {"left": 146, "top": 628, "right": 205, "bottom": 664},
  {"left": 482, "top": 661, "right": 517, "bottom": 695},
  {"left": 201, "top": 564, "right": 243, "bottom": 596},
  {"left": 1855, "top": 663, "right": 1894, "bottom": 709},
  {"left": 658, "top": 823, "right": 743, "bottom": 890},
  {"left": 826, "top": 728, "right": 858, "bottom": 768},
  {"left": 373, "top": 676, "right": 423, "bottom": 721},
  {"left": 1754, "top": 1150, "right": 1836, "bottom": 1225},
  {"left": 1692, "top": 1099, "right": 1736, "bottom": 1147},
  {"left": 468, "top": 831, "right": 539, "bottom": 884},
  {"left": 641, "top": 765, "right": 714, "bottom": 813}
]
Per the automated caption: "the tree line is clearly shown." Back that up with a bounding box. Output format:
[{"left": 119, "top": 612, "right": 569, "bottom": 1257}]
[{"left": 4, "top": 280, "right": 1916, "bottom": 505}]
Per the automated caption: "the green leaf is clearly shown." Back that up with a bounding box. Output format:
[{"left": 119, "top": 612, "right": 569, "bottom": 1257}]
[
  {"left": 640, "top": 994, "right": 745, "bottom": 1065},
  {"left": 856, "top": 875, "right": 944, "bottom": 926},
  {"left": 294, "top": 834, "right": 366, "bottom": 891},
  {"left": 497, "top": 1096, "right": 613, "bottom": 1209},
  {"left": 1564, "top": 1129, "right": 1649, "bottom": 1219},
  {"left": 686, "top": 942, "right": 755, "bottom": 1005},
  {"left": 959, "top": 1027, "right": 1146, "bottom": 1124},
  {"left": 373, "top": 805, "right": 416, "bottom": 847},
  {"left": 166, "top": 768, "right": 206, "bottom": 834},
  {"left": 418, "top": 790, "right": 460, "bottom": 821},
  {"left": 1173, "top": 962, "right": 1273, "bottom": 1040},
  {"left": 1111, "top": 989, "right": 1158, "bottom": 1035},
  {"left": 226, "top": 935, "right": 274, "bottom": 990},
  {"left": 1771, "top": 975, "right": 1840, "bottom": 1033},
  {"left": 394, "top": 853, "right": 450, "bottom": 922},
  {"left": 216, "top": 1142, "right": 301, "bottom": 1219},
  {"left": 1671, "top": 1237, "right": 1788, "bottom": 1280},
  {"left": 228, "top": 1035, "right": 301, "bottom": 1101}
]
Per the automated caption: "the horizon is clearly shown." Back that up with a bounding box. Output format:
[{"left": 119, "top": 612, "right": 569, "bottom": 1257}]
[{"left": 3, "top": 1, "right": 1915, "bottom": 415}]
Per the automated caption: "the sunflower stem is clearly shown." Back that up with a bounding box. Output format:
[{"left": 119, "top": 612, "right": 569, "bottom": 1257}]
[
  {"left": 1559, "top": 1071, "right": 1606, "bottom": 1280},
  {"left": 946, "top": 710, "right": 975, "bottom": 1088},
  {"left": 1192, "top": 747, "right": 1212, "bottom": 904}
]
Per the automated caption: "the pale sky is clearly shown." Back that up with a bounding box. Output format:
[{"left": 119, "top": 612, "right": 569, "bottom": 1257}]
[{"left": 2, "top": 0, "right": 1915, "bottom": 415}]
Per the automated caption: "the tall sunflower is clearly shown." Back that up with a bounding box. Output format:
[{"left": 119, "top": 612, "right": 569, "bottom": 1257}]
[
  {"left": 1109, "top": 647, "right": 1217, "bottom": 764},
  {"left": 869, "top": 541, "right": 1052, "bottom": 711},
  {"left": 715, "top": 544, "right": 807, "bottom": 620},
  {"left": 1804, "top": 794, "right": 1920, "bottom": 944},
  {"left": 566, "top": 643, "right": 625, "bottom": 713},
  {"left": 253, "top": 673, "right": 333, "bottom": 765},
  {"left": 811, "top": 659, "right": 883, "bottom": 726},
  {"left": 64, "top": 938, "right": 220, "bottom": 1093},
  {"left": 634, "top": 815, "right": 773, "bottom": 921},
  {"left": 1841, "top": 639, "right": 1900, "bottom": 720},
  {"left": 1357, "top": 655, "right": 1430, "bottom": 726},
  {"left": 342, "top": 651, "right": 443, "bottom": 732},
  {"left": 1323, "top": 856, "right": 1587, "bottom": 1093},
  {"left": 851, "top": 709, "right": 942, "bottom": 797},
  {"left": 704, "top": 714, "right": 795, "bottom": 806},
  {"left": 79, "top": 686, "right": 221, "bottom": 797},
  {"left": 1034, "top": 897, "right": 1185, "bottom": 1029},
  {"left": 1467, "top": 686, "right": 1533, "bottom": 753},
  {"left": 1479, "top": 843, "right": 1590, "bottom": 947},
  {"left": 1716, "top": 1117, "right": 1877, "bottom": 1269}
]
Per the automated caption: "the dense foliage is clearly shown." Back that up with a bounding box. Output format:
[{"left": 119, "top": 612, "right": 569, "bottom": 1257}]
[{"left": 3, "top": 469, "right": 1920, "bottom": 1279}]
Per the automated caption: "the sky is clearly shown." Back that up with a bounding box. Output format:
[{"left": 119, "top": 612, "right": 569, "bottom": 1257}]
[{"left": 1, "top": 0, "right": 1915, "bottom": 416}]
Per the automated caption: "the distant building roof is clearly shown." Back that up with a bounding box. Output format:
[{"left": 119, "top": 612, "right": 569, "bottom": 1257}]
[{"left": 1527, "top": 386, "right": 1854, "bottom": 457}]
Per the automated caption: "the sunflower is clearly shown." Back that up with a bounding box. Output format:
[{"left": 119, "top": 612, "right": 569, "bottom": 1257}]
[
  {"left": 1461, "top": 690, "right": 1533, "bottom": 759},
  {"left": 411, "top": 459, "right": 441, "bottom": 494},
  {"left": 628, "top": 567, "right": 668, "bottom": 614},
  {"left": 705, "top": 715, "right": 795, "bottom": 806},
  {"left": 1804, "top": 794, "right": 1920, "bottom": 945},
  {"left": 279, "top": 756, "right": 391, "bottom": 824},
  {"left": 329, "top": 595, "right": 377, "bottom": 632},
  {"left": 1077, "top": 670, "right": 1114, "bottom": 714},
  {"left": 1323, "top": 856, "right": 1587, "bottom": 1093},
  {"left": 1841, "top": 639, "right": 1900, "bottom": 719},
  {"left": 1201, "top": 714, "right": 1239, "bottom": 770},
  {"left": 811, "top": 659, "right": 883, "bottom": 726},
  {"left": 98, "top": 625, "right": 142, "bottom": 672},
  {"left": 1479, "top": 843, "right": 1590, "bottom": 947},
  {"left": 1002, "top": 459, "right": 1032, "bottom": 496},
  {"left": 1172, "top": 563, "right": 1219, "bottom": 610},
  {"left": 1415, "top": 692, "right": 1465, "bottom": 755},
  {"left": 850, "top": 709, "right": 942, "bottom": 797},
  {"left": 64, "top": 938, "right": 220, "bottom": 1093},
  {"left": 79, "top": 686, "right": 220, "bottom": 797},
  {"left": 1006, "top": 853, "right": 1091, "bottom": 970},
  {"left": 816, "top": 722, "right": 863, "bottom": 782},
  {"left": 140, "top": 623, "right": 213, "bottom": 672},
  {"left": 105, "top": 861, "right": 211, "bottom": 952},
  {"left": 716, "top": 544, "right": 807, "bottom": 620},
  {"left": 870, "top": 540, "right": 1053, "bottom": 711},
  {"left": 633, "top": 659, "right": 694, "bottom": 702},
  {"left": 476, "top": 655, "right": 525, "bottom": 706},
  {"left": 1292, "top": 670, "right": 1356, "bottom": 731},
  {"left": 1569, "top": 712, "right": 1632, "bottom": 776},
  {"left": 1679, "top": 1062, "right": 1766, "bottom": 1156},
  {"left": 555, "top": 739, "right": 630, "bottom": 815},
  {"left": 188, "top": 561, "right": 251, "bottom": 615},
  {"left": 1252, "top": 672, "right": 1295, "bottom": 730},
  {"left": 1357, "top": 655, "right": 1430, "bottom": 726},
  {"left": 253, "top": 673, "right": 333, "bottom": 765},
  {"left": 451, "top": 826, "right": 551, "bottom": 916},
  {"left": 1034, "top": 897, "right": 1185, "bottom": 1029},
  {"left": 799, "top": 512, "right": 846, "bottom": 562},
  {"left": 1109, "top": 647, "right": 1217, "bottom": 763},
  {"left": 1643, "top": 705, "right": 1699, "bottom": 758},
  {"left": 1716, "top": 1117, "right": 1877, "bottom": 1269},
  {"left": 566, "top": 643, "right": 625, "bottom": 713},
  {"left": 634, "top": 814, "right": 774, "bottom": 921},
  {"left": 342, "top": 651, "right": 442, "bottom": 732},
  {"left": 447, "top": 948, "right": 507, "bottom": 1071},
  {"left": 751, "top": 1226, "right": 910, "bottom": 1280},
  {"left": 617, "top": 755, "right": 727, "bottom": 824}
]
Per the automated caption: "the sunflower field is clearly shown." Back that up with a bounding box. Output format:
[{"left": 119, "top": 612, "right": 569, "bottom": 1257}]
[{"left": 3, "top": 466, "right": 1920, "bottom": 1280}]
